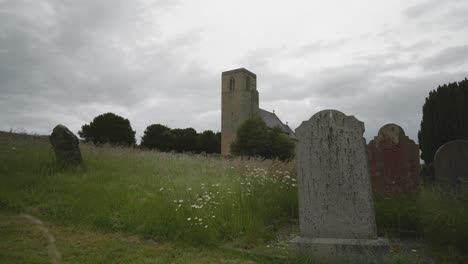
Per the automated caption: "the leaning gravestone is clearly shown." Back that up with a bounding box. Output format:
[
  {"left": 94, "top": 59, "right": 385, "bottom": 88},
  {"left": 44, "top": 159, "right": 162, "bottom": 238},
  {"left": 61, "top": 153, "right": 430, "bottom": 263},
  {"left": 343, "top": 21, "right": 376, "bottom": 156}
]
[
  {"left": 49, "top": 124, "right": 82, "bottom": 166},
  {"left": 367, "top": 124, "right": 420, "bottom": 194},
  {"left": 434, "top": 140, "right": 468, "bottom": 190},
  {"left": 289, "top": 110, "right": 388, "bottom": 262}
]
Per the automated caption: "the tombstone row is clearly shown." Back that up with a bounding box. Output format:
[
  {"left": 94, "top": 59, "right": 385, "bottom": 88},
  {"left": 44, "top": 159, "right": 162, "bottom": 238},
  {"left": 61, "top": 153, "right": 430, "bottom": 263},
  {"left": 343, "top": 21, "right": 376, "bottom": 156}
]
[{"left": 289, "top": 109, "right": 468, "bottom": 261}]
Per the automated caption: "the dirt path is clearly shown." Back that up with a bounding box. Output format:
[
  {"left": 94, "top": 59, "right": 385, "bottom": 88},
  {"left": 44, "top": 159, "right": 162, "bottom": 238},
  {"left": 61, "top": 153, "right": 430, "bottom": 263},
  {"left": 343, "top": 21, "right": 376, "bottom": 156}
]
[{"left": 21, "top": 214, "right": 62, "bottom": 264}]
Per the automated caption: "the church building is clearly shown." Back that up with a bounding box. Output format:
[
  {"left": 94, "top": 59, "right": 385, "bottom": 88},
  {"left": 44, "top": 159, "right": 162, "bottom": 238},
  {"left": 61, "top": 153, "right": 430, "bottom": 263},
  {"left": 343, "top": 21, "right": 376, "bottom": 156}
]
[{"left": 221, "top": 68, "right": 297, "bottom": 155}]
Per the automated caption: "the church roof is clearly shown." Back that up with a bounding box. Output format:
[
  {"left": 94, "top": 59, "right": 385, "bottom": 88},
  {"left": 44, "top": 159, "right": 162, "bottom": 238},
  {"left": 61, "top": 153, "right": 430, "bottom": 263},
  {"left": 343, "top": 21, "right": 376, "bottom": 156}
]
[{"left": 258, "top": 108, "right": 297, "bottom": 140}]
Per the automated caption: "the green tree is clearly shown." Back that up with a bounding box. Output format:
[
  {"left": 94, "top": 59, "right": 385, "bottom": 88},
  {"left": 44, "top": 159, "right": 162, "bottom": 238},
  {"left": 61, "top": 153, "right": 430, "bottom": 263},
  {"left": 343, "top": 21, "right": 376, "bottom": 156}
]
[
  {"left": 199, "top": 130, "right": 221, "bottom": 154},
  {"left": 266, "top": 127, "right": 296, "bottom": 161},
  {"left": 418, "top": 78, "right": 468, "bottom": 163},
  {"left": 140, "top": 124, "right": 174, "bottom": 152},
  {"left": 172, "top": 128, "right": 200, "bottom": 153},
  {"left": 231, "top": 117, "right": 294, "bottom": 161},
  {"left": 78, "top": 112, "right": 136, "bottom": 146}
]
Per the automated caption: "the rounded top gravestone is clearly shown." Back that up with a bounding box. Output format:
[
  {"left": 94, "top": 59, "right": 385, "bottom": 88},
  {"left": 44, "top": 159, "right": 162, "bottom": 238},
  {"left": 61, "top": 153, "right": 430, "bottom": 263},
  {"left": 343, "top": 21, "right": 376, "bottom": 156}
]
[
  {"left": 434, "top": 140, "right": 468, "bottom": 189},
  {"left": 367, "top": 123, "right": 420, "bottom": 194},
  {"left": 375, "top": 124, "right": 406, "bottom": 145},
  {"left": 49, "top": 124, "right": 82, "bottom": 167},
  {"left": 295, "top": 109, "right": 377, "bottom": 239}
]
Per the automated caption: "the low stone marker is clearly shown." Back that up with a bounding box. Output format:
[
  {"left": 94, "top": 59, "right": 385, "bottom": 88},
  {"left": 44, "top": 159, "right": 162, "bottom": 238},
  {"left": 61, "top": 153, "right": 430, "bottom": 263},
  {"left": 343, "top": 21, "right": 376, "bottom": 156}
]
[
  {"left": 289, "top": 109, "right": 388, "bottom": 262},
  {"left": 434, "top": 140, "right": 468, "bottom": 190},
  {"left": 367, "top": 124, "right": 420, "bottom": 194},
  {"left": 49, "top": 124, "right": 82, "bottom": 166}
]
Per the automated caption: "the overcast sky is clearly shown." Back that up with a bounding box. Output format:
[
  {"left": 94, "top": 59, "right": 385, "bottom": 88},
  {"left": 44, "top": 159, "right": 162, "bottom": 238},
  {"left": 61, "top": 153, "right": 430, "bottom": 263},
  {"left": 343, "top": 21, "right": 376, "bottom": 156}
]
[{"left": 1, "top": 0, "right": 467, "bottom": 143}]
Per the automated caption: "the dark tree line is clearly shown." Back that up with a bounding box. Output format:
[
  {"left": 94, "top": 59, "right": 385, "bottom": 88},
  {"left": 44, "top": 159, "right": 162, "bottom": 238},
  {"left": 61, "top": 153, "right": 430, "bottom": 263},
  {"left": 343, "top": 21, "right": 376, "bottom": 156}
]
[
  {"left": 418, "top": 78, "right": 468, "bottom": 164},
  {"left": 141, "top": 125, "right": 221, "bottom": 154},
  {"left": 78, "top": 113, "right": 220, "bottom": 153}
]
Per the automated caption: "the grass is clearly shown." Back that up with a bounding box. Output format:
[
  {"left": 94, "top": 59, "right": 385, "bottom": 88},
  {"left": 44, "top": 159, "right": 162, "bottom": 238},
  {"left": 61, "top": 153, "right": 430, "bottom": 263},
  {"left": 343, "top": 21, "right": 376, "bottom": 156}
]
[
  {"left": 1, "top": 131, "right": 468, "bottom": 263},
  {"left": 0, "top": 132, "right": 297, "bottom": 248},
  {"left": 0, "top": 211, "right": 268, "bottom": 264}
]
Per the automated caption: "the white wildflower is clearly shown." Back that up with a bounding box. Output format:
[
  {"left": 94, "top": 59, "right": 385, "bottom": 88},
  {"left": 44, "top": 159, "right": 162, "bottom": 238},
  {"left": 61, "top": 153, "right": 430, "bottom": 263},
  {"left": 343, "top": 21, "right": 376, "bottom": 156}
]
[{"left": 159, "top": 187, "right": 164, "bottom": 191}]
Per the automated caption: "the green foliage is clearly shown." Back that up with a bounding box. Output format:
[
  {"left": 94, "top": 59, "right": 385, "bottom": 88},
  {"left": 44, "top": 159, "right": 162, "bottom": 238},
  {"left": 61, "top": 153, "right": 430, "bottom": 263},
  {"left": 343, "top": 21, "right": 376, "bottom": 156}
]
[
  {"left": 78, "top": 112, "right": 136, "bottom": 146},
  {"left": 420, "top": 188, "right": 468, "bottom": 257},
  {"left": 418, "top": 78, "right": 468, "bottom": 163},
  {"left": 199, "top": 130, "right": 221, "bottom": 154},
  {"left": 374, "top": 193, "right": 421, "bottom": 238},
  {"left": 231, "top": 117, "right": 295, "bottom": 161},
  {"left": 0, "top": 133, "right": 297, "bottom": 247},
  {"left": 140, "top": 124, "right": 220, "bottom": 154},
  {"left": 172, "top": 128, "right": 200, "bottom": 153},
  {"left": 140, "top": 124, "right": 174, "bottom": 151}
]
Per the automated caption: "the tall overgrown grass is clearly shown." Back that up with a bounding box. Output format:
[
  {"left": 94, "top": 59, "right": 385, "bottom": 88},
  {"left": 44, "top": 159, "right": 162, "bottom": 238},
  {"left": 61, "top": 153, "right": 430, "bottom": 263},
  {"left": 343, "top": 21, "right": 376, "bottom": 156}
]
[
  {"left": 0, "top": 132, "right": 297, "bottom": 246},
  {"left": 1, "top": 132, "right": 467, "bottom": 262},
  {"left": 374, "top": 187, "right": 468, "bottom": 262}
]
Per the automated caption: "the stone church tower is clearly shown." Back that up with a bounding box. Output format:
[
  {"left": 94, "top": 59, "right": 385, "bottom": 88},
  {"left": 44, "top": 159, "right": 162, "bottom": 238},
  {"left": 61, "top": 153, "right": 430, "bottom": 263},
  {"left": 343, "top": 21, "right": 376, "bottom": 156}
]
[{"left": 221, "top": 68, "right": 259, "bottom": 155}]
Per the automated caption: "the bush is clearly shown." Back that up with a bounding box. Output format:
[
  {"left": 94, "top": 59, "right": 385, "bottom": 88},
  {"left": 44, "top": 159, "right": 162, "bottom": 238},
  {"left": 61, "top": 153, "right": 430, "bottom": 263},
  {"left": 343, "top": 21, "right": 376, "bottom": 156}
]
[
  {"left": 418, "top": 78, "right": 468, "bottom": 164},
  {"left": 78, "top": 112, "right": 136, "bottom": 146},
  {"left": 171, "top": 128, "right": 200, "bottom": 153},
  {"left": 231, "top": 117, "right": 295, "bottom": 161},
  {"left": 199, "top": 130, "right": 221, "bottom": 154},
  {"left": 141, "top": 124, "right": 174, "bottom": 152}
]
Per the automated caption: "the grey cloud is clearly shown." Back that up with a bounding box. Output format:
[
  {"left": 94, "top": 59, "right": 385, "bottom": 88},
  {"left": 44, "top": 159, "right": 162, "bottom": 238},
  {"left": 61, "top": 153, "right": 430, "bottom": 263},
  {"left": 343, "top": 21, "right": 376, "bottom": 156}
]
[
  {"left": 287, "top": 39, "right": 349, "bottom": 57},
  {"left": 0, "top": 0, "right": 219, "bottom": 138},
  {"left": 404, "top": 0, "right": 468, "bottom": 31},
  {"left": 241, "top": 46, "right": 467, "bottom": 143},
  {"left": 422, "top": 45, "right": 468, "bottom": 70},
  {"left": 404, "top": 0, "right": 440, "bottom": 18}
]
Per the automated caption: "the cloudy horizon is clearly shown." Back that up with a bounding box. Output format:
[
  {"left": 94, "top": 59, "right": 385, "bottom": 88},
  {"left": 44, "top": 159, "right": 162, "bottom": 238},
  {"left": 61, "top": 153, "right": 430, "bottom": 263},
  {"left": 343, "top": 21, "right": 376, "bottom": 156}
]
[{"left": 1, "top": 0, "right": 467, "bottom": 143}]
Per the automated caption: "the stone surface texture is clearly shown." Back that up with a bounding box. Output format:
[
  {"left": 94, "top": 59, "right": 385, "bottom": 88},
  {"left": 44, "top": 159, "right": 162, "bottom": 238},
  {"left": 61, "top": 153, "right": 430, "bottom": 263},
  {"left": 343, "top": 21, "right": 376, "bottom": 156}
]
[
  {"left": 221, "top": 68, "right": 259, "bottom": 155},
  {"left": 367, "top": 124, "right": 421, "bottom": 194},
  {"left": 295, "top": 109, "right": 376, "bottom": 239},
  {"left": 290, "top": 109, "right": 388, "bottom": 261},
  {"left": 221, "top": 68, "right": 296, "bottom": 155},
  {"left": 49, "top": 124, "right": 82, "bottom": 166},
  {"left": 434, "top": 140, "right": 468, "bottom": 189}
]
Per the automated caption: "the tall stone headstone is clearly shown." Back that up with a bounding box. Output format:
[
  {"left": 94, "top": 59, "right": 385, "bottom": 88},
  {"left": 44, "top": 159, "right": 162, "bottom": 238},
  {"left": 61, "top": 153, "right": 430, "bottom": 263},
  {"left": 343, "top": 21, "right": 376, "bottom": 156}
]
[
  {"left": 434, "top": 140, "right": 468, "bottom": 190},
  {"left": 289, "top": 110, "right": 388, "bottom": 262},
  {"left": 367, "top": 124, "right": 420, "bottom": 194},
  {"left": 49, "top": 124, "right": 82, "bottom": 166}
]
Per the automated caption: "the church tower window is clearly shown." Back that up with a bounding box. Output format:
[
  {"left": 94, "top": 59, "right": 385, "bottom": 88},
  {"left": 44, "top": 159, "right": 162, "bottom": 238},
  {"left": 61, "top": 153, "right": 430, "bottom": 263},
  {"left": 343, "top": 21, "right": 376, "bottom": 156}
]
[{"left": 229, "top": 78, "right": 235, "bottom": 91}]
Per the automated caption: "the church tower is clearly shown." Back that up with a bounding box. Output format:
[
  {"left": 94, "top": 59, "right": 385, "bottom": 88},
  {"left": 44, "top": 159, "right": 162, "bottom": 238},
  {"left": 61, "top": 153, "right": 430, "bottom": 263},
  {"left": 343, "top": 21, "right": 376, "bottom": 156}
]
[{"left": 221, "top": 68, "right": 259, "bottom": 155}]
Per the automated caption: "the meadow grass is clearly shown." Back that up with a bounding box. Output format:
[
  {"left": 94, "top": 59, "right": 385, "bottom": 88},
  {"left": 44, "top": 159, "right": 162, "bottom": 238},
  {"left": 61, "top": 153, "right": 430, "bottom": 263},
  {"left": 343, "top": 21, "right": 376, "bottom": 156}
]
[
  {"left": 0, "top": 132, "right": 297, "bottom": 247},
  {"left": 2, "top": 132, "right": 468, "bottom": 263}
]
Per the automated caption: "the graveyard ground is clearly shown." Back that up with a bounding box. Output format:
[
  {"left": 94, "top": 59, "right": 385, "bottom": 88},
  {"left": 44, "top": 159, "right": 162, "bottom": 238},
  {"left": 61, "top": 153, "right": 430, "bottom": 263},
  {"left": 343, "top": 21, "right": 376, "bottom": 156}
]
[{"left": 0, "top": 132, "right": 467, "bottom": 264}]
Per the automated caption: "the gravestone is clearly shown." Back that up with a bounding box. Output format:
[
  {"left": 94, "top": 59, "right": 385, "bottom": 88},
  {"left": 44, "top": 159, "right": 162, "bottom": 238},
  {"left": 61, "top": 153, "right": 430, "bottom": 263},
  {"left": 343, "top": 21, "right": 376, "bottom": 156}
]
[
  {"left": 434, "top": 140, "right": 468, "bottom": 190},
  {"left": 289, "top": 110, "right": 388, "bottom": 262},
  {"left": 367, "top": 124, "right": 420, "bottom": 194},
  {"left": 49, "top": 124, "right": 82, "bottom": 166}
]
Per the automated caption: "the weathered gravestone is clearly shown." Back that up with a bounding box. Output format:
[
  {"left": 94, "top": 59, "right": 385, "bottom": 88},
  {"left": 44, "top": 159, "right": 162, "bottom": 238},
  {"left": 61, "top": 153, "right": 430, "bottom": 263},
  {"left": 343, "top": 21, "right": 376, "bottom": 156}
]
[
  {"left": 289, "top": 110, "right": 388, "bottom": 262},
  {"left": 50, "top": 124, "right": 82, "bottom": 166},
  {"left": 434, "top": 140, "right": 468, "bottom": 190},
  {"left": 367, "top": 124, "right": 420, "bottom": 194}
]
